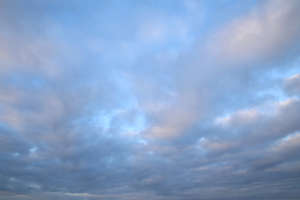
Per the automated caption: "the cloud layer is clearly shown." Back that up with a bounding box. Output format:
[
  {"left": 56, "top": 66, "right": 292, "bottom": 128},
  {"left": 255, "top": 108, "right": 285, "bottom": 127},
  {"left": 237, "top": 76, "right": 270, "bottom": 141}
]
[{"left": 0, "top": 0, "right": 300, "bottom": 200}]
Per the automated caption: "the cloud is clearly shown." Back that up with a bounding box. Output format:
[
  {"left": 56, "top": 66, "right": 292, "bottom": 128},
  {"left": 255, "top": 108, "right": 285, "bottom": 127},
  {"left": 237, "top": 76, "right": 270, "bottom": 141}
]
[
  {"left": 284, "top": 73, "right": 300, "bottom": 96},
  {"left": 130, "top": 0, "right": 300, "bottom": 141},
  {"left": 209, "top": 0, "right": 300, "bottom": 67},
  {"left": 0, "top": 0, "right": 300, "bottom": 200}
]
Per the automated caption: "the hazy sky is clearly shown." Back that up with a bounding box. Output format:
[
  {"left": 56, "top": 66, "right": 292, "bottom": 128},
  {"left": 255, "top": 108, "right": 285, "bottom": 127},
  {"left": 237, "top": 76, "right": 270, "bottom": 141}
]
[{"left": 1, "top": 0, "right": 300, "bottom": 200}]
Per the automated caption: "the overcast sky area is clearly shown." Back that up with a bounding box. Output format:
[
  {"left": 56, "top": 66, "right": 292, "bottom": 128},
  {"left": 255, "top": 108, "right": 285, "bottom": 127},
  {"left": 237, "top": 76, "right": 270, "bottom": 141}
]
[{"left": 1, "top": 0, "right": 300, "bottom": 199}]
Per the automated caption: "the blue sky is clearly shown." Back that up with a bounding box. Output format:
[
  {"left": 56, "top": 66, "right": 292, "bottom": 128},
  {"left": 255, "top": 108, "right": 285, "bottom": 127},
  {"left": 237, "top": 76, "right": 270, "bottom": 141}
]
[{"left": 1, "top": 0, "right": 300, "bottom": 200}]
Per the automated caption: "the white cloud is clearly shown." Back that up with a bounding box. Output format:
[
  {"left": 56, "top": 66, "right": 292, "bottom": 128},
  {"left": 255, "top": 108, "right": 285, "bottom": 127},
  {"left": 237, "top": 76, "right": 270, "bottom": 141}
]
[
  {"left": 215, "top": 108, "right": 259, "bottom": 127},
  {"left": 271, "top": 132, "right": 300, "bottom": 153},
  {"left": 284, "top": 73, "right": 300, "bottom": 96},
  {"left": 209, "top": 0, "right": 300, "bottom": 66}
]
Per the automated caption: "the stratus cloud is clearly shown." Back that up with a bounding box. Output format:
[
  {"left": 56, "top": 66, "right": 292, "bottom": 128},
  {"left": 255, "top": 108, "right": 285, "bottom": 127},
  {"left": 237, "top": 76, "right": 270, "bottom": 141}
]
[
  {"left": 0, "top": 1, "right": 300, "bottom": 200},
  {"left": 0, "top": 30, "right": 64, "bottom": 78},
  {"left": 145, "top": 91, "right": 200, "bottom": 139},
  {"left": 284, "top": 73, "right": 300, "bottom": 96},
  {"left": 213, "top": 96, "right": 300, "bottom": 145},
  {"left": 271, "top": 132, "right": 300, "bottom": 154},
  {"left": 209, "top": 0, "right": 300, "bottom": 66},
  {"left": 134, "top": 0, "right": 300, "bottom": 140},
  {"left": 215, "top": 108, "right": 260, "bottom": 127}
]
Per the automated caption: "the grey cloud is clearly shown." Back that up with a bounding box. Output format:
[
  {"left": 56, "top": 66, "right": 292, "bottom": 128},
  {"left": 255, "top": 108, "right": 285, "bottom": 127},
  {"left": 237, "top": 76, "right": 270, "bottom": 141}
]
[
  {"left": 130, "top": 0, "right": 300, "bottom": 141},
  {"left": 0, "top": 0, "right": 300, "bottom": 200},
  {"left": 209, "top": 0, "right": 300, "bottom": 68},
  {"left": 284, "top": 74, "right": 300, "bottom": 96}
]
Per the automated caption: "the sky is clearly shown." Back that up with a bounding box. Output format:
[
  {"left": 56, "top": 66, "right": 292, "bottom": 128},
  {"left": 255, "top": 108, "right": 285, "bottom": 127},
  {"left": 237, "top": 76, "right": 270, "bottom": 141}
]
[{"left": 0, "top": 0, "right": 300, "bottom": 199}]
